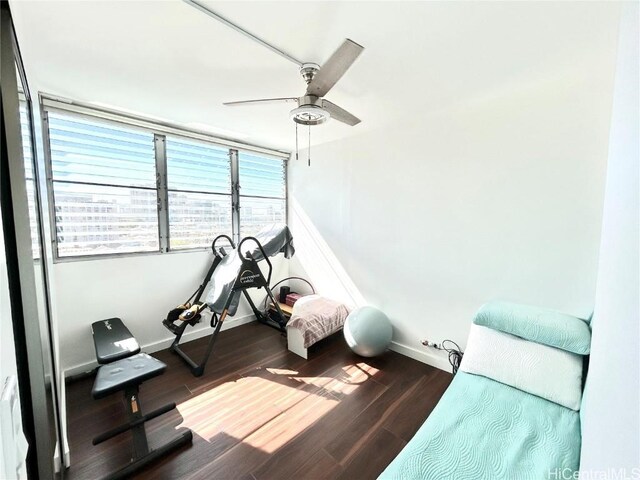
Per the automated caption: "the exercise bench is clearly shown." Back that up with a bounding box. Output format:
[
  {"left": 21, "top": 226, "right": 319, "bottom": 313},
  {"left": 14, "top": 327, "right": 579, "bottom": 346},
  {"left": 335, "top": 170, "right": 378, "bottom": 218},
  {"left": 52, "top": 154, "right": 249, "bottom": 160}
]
[{"left": 91, "top": 318, "right": 192, "bottom": 480}]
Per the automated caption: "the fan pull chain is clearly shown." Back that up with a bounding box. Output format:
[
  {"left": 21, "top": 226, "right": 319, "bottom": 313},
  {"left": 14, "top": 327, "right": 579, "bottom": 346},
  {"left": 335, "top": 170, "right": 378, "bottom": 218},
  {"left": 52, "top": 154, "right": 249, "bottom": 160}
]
[
  {"left": 308, "top": 123, "right": 311, "bottom": 167},
  {"left": 295, "top": 122, "right": 299, "bottom": 161}
]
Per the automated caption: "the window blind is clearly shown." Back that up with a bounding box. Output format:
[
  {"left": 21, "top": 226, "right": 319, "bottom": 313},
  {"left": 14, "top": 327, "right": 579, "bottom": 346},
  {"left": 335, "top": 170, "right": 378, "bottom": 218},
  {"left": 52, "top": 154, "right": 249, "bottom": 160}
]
[
  {"left": 166, "top": 137, "right": 231, "bottom": 194},
  {"left": 239, "top": 152, "right": 286, "bottom": 198},
  {"left": 238, "top": 152, "right": 286, "bottom": 237},
  {"left": 42, "top": 100, "right": 288, "bottom": 260},
  {"left": 48, "top": 111, "right": 156, "bottom": 188},
  {"left": 166, "top": 136, "right": 232, "bottom": 250},
  {"left": 47, "top": 111, "right": 159, "bottom": 257}
]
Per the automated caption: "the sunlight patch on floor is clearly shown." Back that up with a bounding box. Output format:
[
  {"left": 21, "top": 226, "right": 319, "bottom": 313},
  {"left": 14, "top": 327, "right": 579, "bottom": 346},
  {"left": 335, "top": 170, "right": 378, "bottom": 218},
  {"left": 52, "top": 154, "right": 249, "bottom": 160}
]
[
  {"left": 175, "top": 359, "right": 376, "bottom": 452},
  {"left": 243, "top": 391, "right": 339, "bottom": 453},
  {"left": 266, "top": 367, "right": 299, "bottom": 375},
  {"left": 176, "top": 376, "right": 292, "bottom": 441}
]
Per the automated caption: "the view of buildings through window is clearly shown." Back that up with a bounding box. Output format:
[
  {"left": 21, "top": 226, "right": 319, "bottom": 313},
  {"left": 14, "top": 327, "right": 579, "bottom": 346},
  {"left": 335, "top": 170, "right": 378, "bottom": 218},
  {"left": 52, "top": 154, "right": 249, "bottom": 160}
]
[
  {"left": 43, "top": 109, "right": 286, "bottom": 258},
  {"left": 48, "top": 112, "right": 160, "bottom": 257},
  {"left": 166, "top": 136, "right": 232, "bottom": 250},
  {"left": 239, "top": 152, "right": 287, "bottom": 237}
]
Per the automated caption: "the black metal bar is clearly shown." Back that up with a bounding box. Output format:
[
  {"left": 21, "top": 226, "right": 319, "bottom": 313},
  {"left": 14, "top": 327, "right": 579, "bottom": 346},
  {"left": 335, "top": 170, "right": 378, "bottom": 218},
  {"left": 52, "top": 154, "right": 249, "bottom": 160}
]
[
  {"left": 123, "top": 387, "right": 149, "bottom": 458},
  {"left": 101, "top": 430, "right": 193, "bottom": 480},
  {"left": 169, "top": 304, "right": 224, "bottom": 376},
  {"left": 169, "top": 320, "right": 190, "bottom": 347},
  {"left": 264, "top": 286, "right": 287, "bottom": 330},
  {"left": 236, "top": 237, "right": 287, "bottom": 331},
  {"left": 92, "top": 402, "right": 177, "bottom": 446},
  {"left": 243, "top": 286, "right": 287, "bottom": 333},
  {"left": 242, "top": 290, "right": 263, "bottom": 317},
  {"left": 192, "top": 311, "right": 226, "bottom": 377},
  {"left": 211, "top": 233, "right": 235, "bottom": 253},
  {"left": 171, "top": 344, "right": 200, "bottom": 371},
  {"left": 171, "top": 297, "right": 232, "bottom": 376}
]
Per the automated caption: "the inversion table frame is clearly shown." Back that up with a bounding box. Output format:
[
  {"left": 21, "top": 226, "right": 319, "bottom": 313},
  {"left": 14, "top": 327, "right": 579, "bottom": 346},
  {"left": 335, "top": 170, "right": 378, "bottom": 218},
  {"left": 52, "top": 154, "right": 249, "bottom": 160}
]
[{"left": 168, "top": 236, "right": 288, "bottom": 377}]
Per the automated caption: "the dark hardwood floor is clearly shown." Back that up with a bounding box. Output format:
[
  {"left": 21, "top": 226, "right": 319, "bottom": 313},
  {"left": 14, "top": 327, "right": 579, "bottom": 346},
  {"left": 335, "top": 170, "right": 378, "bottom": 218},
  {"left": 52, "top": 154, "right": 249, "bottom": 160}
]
[{"left": 64, "top": 322, "right": 452, "bottom": 480}]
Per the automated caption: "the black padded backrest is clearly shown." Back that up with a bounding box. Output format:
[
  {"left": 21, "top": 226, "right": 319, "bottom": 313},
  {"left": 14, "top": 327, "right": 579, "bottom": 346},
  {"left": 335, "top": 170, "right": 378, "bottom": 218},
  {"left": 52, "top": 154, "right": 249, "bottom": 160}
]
[
  {"left": 92, "top": 353, "right": 166, "bottom": 399},
  {"left": 91, "top": 318, "right": 140, "bottom": 364}
]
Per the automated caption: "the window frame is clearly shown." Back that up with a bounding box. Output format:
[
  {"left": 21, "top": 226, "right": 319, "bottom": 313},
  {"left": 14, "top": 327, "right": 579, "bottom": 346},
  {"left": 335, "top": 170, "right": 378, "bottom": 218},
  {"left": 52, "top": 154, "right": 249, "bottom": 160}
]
[
  {"left": 18, "top": 95, "right": 41, "bottom": 259},
  {"left": 162, "top": 133, "right": 234, "bottom": 252},
  {"left": 40, "top": 94, "right": 289, "bottom": 262},
  {"left": 237, "top": 150, "right": 288, "bottom": 240}
]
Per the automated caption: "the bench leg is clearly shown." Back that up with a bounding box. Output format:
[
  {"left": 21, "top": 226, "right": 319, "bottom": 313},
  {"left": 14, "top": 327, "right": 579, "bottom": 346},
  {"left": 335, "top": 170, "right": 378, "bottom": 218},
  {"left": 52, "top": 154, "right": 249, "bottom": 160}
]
[
  {"left": 102, "top": 430, "right": 193, "bottom": 480},
  {"left": 97, "top": 386, "right": 193, "bottom": 480},
  {"left": 124, "top": 387, "right": 149, "bottom": 459}
]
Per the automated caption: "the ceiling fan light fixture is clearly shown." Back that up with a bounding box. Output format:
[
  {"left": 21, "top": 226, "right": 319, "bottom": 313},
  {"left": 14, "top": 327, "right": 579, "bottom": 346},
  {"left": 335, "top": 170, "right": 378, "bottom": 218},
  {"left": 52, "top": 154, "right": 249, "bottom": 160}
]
[{"left": 290, "top": 105, "right": 330, "bottom": 126}]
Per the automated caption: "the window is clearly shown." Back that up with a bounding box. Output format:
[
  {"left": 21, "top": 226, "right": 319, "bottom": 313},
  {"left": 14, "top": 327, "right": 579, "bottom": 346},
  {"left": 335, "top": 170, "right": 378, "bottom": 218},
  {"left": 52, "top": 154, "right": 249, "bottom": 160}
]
[
  {"left": 19, "top": 100, "right": 39, "bottom": 258},
  {"left": 42, "top": 101, "right": 288, "bottom": 260},
  {"left": 238, "top": 152, "right": 286, "bottom": 237},
  {"left": 166, "top": 136, "right": 232, "bottom": 250},
  {"left": 47, "top": 112, "right": 159, "bottom": 257}
]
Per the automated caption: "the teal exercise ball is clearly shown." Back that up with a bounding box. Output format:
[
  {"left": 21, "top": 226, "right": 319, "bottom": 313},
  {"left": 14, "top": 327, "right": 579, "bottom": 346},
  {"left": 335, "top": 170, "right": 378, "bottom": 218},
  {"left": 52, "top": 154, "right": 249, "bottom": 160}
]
[{"left": 343, "top": 306, "right": 393, "bottom": 357}]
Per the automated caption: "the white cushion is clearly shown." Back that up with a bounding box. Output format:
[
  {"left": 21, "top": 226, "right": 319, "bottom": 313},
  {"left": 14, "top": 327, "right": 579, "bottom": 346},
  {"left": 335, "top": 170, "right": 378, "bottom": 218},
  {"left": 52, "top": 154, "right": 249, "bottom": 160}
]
[{"left": 460, "top": 324, "right": 583, "bottom": 410}]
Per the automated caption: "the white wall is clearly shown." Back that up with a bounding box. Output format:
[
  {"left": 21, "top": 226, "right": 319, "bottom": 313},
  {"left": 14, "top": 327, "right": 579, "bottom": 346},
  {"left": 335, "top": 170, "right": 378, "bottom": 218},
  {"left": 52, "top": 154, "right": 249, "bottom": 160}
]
[
  {"left": 55, "top": 250, "right": 288, "bottom": 374},
  {"left": 288, "top": 9, "right": 621, "bottom": 369},
  {"left": 580, "top": 3, "right": 640, "bottom": 472}
]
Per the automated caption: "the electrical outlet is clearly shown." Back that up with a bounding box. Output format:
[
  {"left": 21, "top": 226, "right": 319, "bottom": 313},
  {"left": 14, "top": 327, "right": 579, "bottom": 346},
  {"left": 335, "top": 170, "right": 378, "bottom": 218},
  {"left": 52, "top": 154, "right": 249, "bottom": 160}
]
[{"left": 421, "top": 339, "right": 441, "bottom": 349}]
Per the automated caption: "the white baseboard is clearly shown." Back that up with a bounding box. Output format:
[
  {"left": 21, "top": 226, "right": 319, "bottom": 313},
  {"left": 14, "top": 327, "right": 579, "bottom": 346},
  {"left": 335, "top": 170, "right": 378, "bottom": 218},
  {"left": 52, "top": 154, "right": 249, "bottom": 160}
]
[
  {"left": 389, "top": 341, "right": 452, "bottom": 373},
  {"left": 64, "top": 313, "right": 256, "bottom": 378}
]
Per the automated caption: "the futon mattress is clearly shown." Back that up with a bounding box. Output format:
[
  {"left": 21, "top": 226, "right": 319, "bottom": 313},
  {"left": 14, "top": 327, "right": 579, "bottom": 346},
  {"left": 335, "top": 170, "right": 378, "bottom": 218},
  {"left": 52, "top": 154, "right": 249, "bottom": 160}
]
[{"left": 378, "top": 371, "right": 581, "bottom": 480}]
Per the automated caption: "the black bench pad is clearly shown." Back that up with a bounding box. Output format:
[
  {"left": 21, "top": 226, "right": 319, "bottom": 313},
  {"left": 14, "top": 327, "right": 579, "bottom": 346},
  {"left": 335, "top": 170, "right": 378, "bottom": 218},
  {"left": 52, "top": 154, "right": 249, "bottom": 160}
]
[
  {"left": 92, "top": 353, "right": 166, "bottom": 399},
  {"left": 92, "top": 318, "right": 140, "bottom": 364}
]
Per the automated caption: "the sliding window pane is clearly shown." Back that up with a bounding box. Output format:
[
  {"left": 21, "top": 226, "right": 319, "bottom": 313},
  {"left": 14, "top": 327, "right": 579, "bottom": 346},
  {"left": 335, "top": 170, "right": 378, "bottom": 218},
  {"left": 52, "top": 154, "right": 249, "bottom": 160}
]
[
  {"left": 19, "top": 101, "right": 40, "bottom": 258},
  {"left": 20, "top": 101, "right": 34, "bottom": 180},
  {"left": 25, "top": 179, "right": 39, "bottom": 259},
  {"left": 166, "top": 137, "right": 230, "bottom": 193},
  {"left": 53, "top": 183, "right": 159, "bottom": 257},
  {"left": 48, "top": 111, "right": 156, "bottom": 188},
  {"left": 168, "top": 191, "right": 232, "bottom": 250},
  {"left": 238, "top": 153, "right": 285, "bottom": 198},
  {"left": 239, "top": 197, "right": 286, "bottom": 237}
]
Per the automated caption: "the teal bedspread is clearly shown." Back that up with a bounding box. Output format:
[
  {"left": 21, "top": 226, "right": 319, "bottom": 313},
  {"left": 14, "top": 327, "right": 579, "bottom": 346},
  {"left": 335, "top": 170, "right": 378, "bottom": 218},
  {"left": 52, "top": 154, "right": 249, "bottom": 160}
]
[{"left": 379, "top": 372, "right": 581, "bottom": 480}]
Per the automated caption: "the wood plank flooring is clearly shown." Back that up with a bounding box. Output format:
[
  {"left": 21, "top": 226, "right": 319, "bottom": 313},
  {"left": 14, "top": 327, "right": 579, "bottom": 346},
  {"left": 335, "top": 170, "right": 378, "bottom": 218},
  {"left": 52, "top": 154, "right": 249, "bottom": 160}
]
[{"left": 64, "top": 322, "right": 451, "bottom": 480}]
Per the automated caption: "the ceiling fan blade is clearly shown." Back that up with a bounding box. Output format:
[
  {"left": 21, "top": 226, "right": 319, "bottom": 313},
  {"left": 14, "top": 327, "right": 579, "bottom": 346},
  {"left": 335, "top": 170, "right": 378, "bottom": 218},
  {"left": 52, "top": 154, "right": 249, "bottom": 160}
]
[
  {"left": 322, "top": 100, "right": 361, "bottom": 126},
  {"left": 306, "top": 39, "right": 364, "bottom": 97},
  {"left": 224, "top": 97, "right": 298, "bottom": 106}
]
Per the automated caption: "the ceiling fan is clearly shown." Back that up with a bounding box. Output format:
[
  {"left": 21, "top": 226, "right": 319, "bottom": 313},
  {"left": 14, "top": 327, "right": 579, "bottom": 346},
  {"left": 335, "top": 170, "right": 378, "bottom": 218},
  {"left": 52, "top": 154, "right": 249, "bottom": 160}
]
[
  {"left": 224, "top": 39, "right": 363, "bottom": 127},
  {"left": 183, "top": 0, "right": 364, "bottom": 127}
]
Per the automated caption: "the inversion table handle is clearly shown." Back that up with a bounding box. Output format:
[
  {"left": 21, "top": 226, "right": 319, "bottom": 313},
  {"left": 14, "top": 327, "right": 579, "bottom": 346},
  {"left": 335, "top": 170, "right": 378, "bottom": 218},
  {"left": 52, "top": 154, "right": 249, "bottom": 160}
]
[{"left": 238, "top": 236, "right": 273, "bottom": 286}]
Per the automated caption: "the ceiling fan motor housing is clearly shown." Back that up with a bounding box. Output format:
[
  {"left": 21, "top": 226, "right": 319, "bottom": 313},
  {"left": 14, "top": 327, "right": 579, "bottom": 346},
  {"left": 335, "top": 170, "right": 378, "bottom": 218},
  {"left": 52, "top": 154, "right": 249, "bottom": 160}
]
[
  {"left": 290, "top": 95, "right": 329, "bottom": 125},
  {"left": 300, "top": 63, "right": 320, "bottom": 84}
]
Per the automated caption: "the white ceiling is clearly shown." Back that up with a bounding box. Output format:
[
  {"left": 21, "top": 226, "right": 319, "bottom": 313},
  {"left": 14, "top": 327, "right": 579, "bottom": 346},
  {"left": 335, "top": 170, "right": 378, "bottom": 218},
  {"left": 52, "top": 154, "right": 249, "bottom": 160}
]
[{"left": 10, "top": 0, "right": 622, "bottom": 151}]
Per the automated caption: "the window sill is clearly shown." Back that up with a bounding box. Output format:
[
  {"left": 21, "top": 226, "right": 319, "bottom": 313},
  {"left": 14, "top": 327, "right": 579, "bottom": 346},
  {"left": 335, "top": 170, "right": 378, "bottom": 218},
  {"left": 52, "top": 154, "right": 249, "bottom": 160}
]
[{"left": 53, "top": 246, "right": 212, "bottom": 264}]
